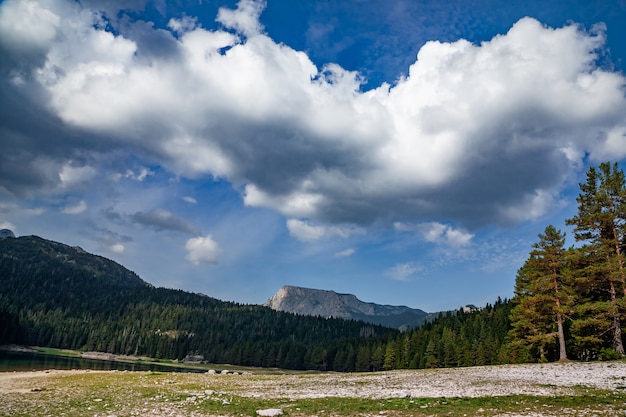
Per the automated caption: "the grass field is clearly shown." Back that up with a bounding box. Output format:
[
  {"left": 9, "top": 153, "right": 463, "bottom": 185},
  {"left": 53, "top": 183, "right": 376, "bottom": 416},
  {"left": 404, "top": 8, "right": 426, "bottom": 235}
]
[{"left": 1, "top": 361, "right": 626, "bottom": 416}]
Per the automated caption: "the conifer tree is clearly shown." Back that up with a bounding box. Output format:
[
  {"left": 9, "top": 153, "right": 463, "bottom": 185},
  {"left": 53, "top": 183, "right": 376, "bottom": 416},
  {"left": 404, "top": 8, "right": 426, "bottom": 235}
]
[
  {"left": 509, "top": 225, "right": 570, "bottom": 361},
  {"left": 566, "top": 162, "right": 626, "bottom": 355},
  {"left": 509, "top": 260, "right": 553, "bottom": 361}
]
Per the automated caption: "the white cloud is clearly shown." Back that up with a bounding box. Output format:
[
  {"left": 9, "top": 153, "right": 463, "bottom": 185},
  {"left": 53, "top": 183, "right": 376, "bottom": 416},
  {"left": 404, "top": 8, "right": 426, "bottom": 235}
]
[
  {"left": 443, "top": 227, "right": 474, "bottom": 247},
  {"left": 286, "top": 219, "right": 363, "bottom": 242},
  {"left": 216, "top": 0, "right": 265, "bottom": 38},
  {"left": 185, "top": 235, "right": 221, "bottom": 265},
  {"left": 0, "top": 221, "right": 16, "bottom": 231},
  {"left": 182, "top": 196, "right": 197, "bottom": 204},
  {"left": 109, "top": 243, "right": 125, "bottom": 254},
  {"left": 121, "top": 167, "right": 154, "bottom": 182},
  {"left": 0, "top": 0, "right": 60, "bottom": 52},
  {"left": 497, "top": 189, "right": 566, "bottom": 224},
  {"left": 167, "top": 15, "right": 197, "bottom": 35},
  {"left": 244, "top": 186, "right": 324, "bottom": 219},
  {"left": 589, "top": 126, "right": 626, "bottom": 162},
  {"left": 58, "top": 164, "right": 97, "bottom": 189},
  {"left": 395, "top": 221, "right": 474, "bottom": 246},
  {"left": 2, "top": 0, "right": 626, "bottom": 229},
  {"left": 334, "top": 248, "right": 356, "bottom": 257},
  {"left": 385, "top": 262, "right": 422, "bottom": 281},
  {"left": 62, "top": 200, "right": 87, "bottom": 214}
]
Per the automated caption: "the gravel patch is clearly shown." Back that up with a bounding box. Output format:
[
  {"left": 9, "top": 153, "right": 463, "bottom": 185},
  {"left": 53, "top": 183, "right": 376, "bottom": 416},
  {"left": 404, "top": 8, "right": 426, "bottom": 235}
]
[{"left": 209, "top": 361, "right": 626, "bottom": 399}]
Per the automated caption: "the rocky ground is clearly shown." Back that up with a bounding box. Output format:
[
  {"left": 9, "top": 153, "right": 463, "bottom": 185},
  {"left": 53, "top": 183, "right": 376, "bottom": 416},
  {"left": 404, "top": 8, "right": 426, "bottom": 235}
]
[
  {"left": 1, "top": 361, "right": 626, "bottom": 416},
  {"left": 216, "top": 361, "right": 626, "bottom": 399}
]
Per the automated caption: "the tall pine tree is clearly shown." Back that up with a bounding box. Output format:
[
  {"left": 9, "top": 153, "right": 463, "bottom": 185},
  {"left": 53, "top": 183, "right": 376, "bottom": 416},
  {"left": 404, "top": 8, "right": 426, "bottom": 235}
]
[
  {"left": 566, "top": 162, "right": 626, "bottom": 355},
  {"left": 509, "top": 226, "right": 570, "bottom": 361}
]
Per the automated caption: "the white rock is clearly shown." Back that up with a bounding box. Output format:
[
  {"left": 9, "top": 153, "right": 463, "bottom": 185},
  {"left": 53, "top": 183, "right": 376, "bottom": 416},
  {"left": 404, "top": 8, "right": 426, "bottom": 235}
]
[{"left": 256, "top": 408, "right": 283, "bottom": 416}]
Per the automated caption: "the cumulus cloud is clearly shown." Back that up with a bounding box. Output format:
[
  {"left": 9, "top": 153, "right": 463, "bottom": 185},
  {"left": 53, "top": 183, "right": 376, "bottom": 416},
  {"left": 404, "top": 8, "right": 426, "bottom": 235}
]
[
  {"left": 216, "top": 0, "right": 265, "bottom": 37},
  {"left": 168, "top": 15, "right": 198, "bottom": 35},
  {"left": 185, "top": 235, "right": 220, "bottom": 265},
  {"left": 0, "top": 0, "right": 60, "bottom": 53},
  {"left": 131, "top": 209, "right": 199, "bottom": 235},
  {"left": 1, "top": 0, "right": 625, "bottom": 231},
  {"left": 287, "top": 219, "right": 364, "bottom": 242},
  {"left": 385, "top": 262, "right": 422, "bottom": 281},
  {"left": 59, "top": 164, "right": 97, "bottom": 190},
  {"left": 395, "top": 222, "right": 474, "bottom": 246}
]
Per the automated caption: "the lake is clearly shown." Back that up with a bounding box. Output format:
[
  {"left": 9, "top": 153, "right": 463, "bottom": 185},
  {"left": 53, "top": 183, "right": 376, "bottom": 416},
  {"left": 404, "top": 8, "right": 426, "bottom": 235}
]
[{"left": 0, "top": 350, "right": 206, "bottom": 373}]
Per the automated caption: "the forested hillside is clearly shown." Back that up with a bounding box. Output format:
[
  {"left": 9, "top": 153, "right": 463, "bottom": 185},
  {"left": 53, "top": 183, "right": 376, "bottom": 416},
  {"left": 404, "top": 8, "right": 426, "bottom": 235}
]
[
  {"left": 0, "top": 235, "right": 398, "bottom": 370},
  {"left": 352, "top": 300, "right": 512, "bottom": 371}
]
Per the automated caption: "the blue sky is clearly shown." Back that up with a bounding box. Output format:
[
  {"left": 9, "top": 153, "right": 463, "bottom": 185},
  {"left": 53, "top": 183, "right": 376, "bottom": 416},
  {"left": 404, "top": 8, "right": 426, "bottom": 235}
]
[{"left": 1, "top": 0, "right": 625, "bottom": 312}]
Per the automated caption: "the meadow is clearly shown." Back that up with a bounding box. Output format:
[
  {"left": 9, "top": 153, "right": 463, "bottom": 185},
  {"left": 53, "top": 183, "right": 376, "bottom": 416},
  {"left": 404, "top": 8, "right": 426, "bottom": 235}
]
[{"left": 1, "top": 361, "right": 625, "bottom": 417}]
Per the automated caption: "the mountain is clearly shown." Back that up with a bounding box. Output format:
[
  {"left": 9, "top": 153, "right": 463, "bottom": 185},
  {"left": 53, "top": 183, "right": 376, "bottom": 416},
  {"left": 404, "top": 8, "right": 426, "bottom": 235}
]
[
  {"left": 0, "top": 235, "right": 398, "bottom": 371},
  {"left": 0, "top": 229, "right": 15, "bottom": 238},
  {"left": 264, "top": 285, "right": 432, "bottom": 329}
]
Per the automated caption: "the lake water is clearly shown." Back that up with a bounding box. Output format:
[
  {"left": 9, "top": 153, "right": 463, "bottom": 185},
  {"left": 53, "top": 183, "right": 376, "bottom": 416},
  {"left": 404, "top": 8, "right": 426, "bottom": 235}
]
[{"left": 0, "top": 350, "right": 206, "bottom": 373}]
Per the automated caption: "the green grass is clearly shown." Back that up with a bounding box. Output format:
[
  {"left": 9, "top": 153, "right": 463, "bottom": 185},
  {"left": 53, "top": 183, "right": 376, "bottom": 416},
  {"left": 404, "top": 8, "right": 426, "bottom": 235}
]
[
  {"left": 1, "top": 370, "right": 625, "bottom": 417},
  {"left": 31, "top": 346, "right": 82, "bottom": 357}
]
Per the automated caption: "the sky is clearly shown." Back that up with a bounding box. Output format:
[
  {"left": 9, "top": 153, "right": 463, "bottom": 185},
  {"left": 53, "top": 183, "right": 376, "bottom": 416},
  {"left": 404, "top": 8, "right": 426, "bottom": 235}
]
[{"left": 1, "top": 0, "right": 626, "bottom": 312}]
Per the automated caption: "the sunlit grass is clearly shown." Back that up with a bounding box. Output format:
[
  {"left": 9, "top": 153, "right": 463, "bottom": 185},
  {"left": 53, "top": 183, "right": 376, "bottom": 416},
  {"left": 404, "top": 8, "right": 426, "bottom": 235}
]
[{"left": 1, "top": 370, "right": 625, "bottom": 417}]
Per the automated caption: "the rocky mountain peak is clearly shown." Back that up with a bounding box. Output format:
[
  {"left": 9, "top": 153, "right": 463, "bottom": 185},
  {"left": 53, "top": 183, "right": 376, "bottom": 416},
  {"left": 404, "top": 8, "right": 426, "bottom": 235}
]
[
  {"left": 0, "top": 229, "right": 16, "bottom": 239},
  {"left": 265, "top": 285, "right": 353, "bottom": 319},
  {"left": 264, "top": 285, "right": 432, "bottom": 329}
]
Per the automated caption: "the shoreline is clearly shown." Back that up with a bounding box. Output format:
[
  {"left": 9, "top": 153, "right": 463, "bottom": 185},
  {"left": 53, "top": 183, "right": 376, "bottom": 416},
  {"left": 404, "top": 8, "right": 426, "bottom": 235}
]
[{"left": 0, "top": 345, "right": 289, "bottom": 374}]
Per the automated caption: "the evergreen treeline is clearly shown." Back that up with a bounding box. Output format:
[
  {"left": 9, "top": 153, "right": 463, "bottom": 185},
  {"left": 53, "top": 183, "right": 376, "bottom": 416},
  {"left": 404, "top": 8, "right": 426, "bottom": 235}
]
[
  {"left": 354, "top": 299, "right": 512, "bottom": 371},
  {"left": 508, "top": 162, "right": 626, "bottom": 362}
]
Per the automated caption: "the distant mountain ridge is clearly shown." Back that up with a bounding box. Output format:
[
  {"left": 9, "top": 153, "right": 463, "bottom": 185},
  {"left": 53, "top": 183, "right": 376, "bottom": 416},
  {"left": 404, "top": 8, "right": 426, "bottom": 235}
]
[{"left": 265, "top": 285, "right": 433, "bottom": 329}]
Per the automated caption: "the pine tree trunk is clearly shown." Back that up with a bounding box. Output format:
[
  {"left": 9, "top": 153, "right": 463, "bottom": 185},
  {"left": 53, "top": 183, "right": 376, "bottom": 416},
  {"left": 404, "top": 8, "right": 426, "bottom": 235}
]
[
  {"left": 556, "top": 312, "right": 567, "bottom": 361},
  {"left": 538, "top": 344, "right": 545, "bottom": 362},
  {"left": 610, "top": 222, "right": 626, "bottom": 297},
  {"left": 553, "top": 266, "right": 568, "bottom": 360},
  {"left": 609, "top": 281, "right": 625, "bottom": 355}
]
